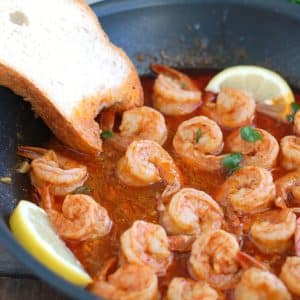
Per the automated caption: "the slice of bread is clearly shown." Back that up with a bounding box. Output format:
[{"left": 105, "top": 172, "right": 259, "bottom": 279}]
[{"left": 0, "top": 0, "right": 143, "bottom": 154}]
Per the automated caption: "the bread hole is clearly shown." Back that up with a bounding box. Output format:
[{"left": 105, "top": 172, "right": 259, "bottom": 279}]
[{"left": 10, "top": 11, "right": 29, "bottom": 26}]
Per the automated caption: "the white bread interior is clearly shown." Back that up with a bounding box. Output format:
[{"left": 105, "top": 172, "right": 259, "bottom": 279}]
[{"left": 0, "top": 0, "right": 143, "bottom": 154}]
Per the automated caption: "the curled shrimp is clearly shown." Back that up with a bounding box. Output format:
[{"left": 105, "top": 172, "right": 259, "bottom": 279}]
[
  {"left": 275, "top": 170, "right": 300, "bottom": 206},
  {"left": 102, "top": 107, "right": 168, "bottom": 150},
  {"left": 160, "top": 188, "right": 224, "bottom": 236},
  {"left": 165, "top": 277, "right": 218, "bottom": 300},
  {"left": 295, "top": 217, "right": 300, "bottom": 256},
  {"left": 215, "top": 166, "right": 275, "bottom": 215},
  {"left": 117, "top": 140, "right": 182, "bottom": 198},
  {"left": 152, "top": 64, "right": 202, "bottom": 116},
  {"left": 280, "top": 257, "right": 300, "bottom": 296},
  {"left": 38, "top": 186, "right": 112, "bottom": 241},
  {"left": 17, "top": 146, "right": 88, "bottom": 196},
  {"left": 235, "top": 267, "right": 291, "bottom": 300},
  {"left": 173, "top": 116, "right": 225, "bottom": 172},
  {"left": 250, "top": 209, "right": 296, "bottom": 254},
  {"left": 120, "top": 220, "right": 172, "bottom": 276},
  {"left": 226, "top": 127, "right": 279, "bottom": 169},
  {"left": 90, "top": 259, "right": 159, "bottom": 300},
  {"left": 280, "top": 135, "right": 300, "bottom": 170},
  {"left": 188, "top": 229, "right": 241, "bottom": 290},
  {"left": 204, "top": 87, "right": 255, "bottom": 129}
]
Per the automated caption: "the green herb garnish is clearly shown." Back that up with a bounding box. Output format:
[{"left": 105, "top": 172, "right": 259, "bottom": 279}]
[
  {"left": 286, "top": 102, "right": 300, "bottom": 122},
  {"left": 240, "top": 126, "right": 263, "bottom": 143},
  {"left": 73, "top": 185, "right": 91, "bottom": 195},
  {"left": 181, "top": 82, "right": 186, "bottom": 90},
  {"left": 101, "top": 130, "right": 113, "bottom": 140},
  {"left": 222, "top": 153, "right": 243, "bottom": 175},
  {"left": 290, "top": 0, "right": 300, "bottom": 4},
  {"left": 195, "top": 128, "right": 202, "bottom": 143}
]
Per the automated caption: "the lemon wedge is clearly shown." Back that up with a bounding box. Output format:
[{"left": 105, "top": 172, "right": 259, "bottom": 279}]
[
  {"left": 9, "top": 200, "right": 92, "bottom": 287},
  {"left": 206, "top": 65, "right": 295, "bottom": 121}
]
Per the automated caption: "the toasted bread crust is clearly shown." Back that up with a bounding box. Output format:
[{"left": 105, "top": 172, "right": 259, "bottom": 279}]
[{"left": 0, "top": 1, "right": 143, "bottom": 154}]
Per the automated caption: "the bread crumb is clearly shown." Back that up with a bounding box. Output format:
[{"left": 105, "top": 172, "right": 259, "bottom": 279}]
[{"left": 0, "top": 177, "right": 12, "bottom": 184}]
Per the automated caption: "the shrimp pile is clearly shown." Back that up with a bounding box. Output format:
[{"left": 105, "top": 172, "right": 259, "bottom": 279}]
[{"left": 17, "top": 66, "right": 300, "bottom": 300}]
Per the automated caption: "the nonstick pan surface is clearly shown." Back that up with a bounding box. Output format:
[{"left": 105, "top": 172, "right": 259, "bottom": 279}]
[{"left": 0, "top": 1, "right": 300, "bottom": 299}]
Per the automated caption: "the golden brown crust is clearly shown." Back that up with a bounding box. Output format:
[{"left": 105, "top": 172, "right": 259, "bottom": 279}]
[{"left": 0, "top": 1, "right": 143, "bottom": 154}]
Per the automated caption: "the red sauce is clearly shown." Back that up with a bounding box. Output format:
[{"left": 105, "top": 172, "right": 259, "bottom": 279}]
[{"left": 42, "top": 71, "right": 300, "bottom": 298}]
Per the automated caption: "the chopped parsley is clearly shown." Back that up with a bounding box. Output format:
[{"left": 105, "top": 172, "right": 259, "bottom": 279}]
[
  {"left": 286, "top": 102, "right": 300, "bottom": 122},
  {"left": 73, "top": 185, "right": 91, "bottom": 195},
  {"left": 240, "top": 126, "right": 263, "bottom": 143},
  {"left": 221, "top": 153, "right": 243, "bottom": 175},
  {"left": 101, "top": 130, "right": 113, "bottom": 140},
  {"left": 195, "top": 128, "right": 202, "bottom": 143},
  {"left": 180, "top": 82, "right": 186, "bottom": 90}
]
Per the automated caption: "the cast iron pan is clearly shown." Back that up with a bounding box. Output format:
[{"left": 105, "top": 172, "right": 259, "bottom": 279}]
[{"left": 0, "top": 0, "right": 300, "bottom": 299}]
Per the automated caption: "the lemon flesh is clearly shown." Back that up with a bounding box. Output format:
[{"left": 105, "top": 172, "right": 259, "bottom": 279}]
[
  {"left": 9, "top": 200, "right": 92, "bottom": 287},
  {"left": 206, "top": 65, "right": 294, "bottom": 121}
]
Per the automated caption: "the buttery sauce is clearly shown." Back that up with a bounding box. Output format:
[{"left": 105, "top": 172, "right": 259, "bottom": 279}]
[{"left": 44, "top": 71, "right": 300, "bottom": 298}]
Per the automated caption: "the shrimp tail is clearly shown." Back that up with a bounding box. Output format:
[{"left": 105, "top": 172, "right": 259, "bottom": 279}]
[
  {"left": 236, "top": 251, "right": 269, "bottom": 271},
  {"left": 17, "top": 146, "right": 48, "bottom": 160}
]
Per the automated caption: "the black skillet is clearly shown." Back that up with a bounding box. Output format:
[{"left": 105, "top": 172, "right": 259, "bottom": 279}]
[{"left": 0, "top": 0, "right": 300, "bottom": 299}]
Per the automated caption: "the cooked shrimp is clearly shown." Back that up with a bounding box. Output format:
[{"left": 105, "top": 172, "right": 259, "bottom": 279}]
[
  {"left": 215, "top": 166, "right": 275, "bottom": 215},
  {"left": 117, "top": 140, "right": 182, "bottom": 198},
  {"left": 167, "top": 235, "right": 196, "bottom": 253},
  {"left": 280, "top": 135, "right": 300, "bottom": 170},
  {"left": 38, "top": 186, "right": 112, "bottom": 241},
  {"left": 120, "top": 220, "right": 172, "bottom": 276},
  {"left": 235, "top": 267, "right": 291, "bottom": 300},
  {"left": 280, "top": 257, "right": 300, "bottom": 296},
  {"left": 152, "top": 64, "right": 202, "bottom": 116},
  {"left": 102, "top": 107, "right": 168, "bottom": 150},
  {"left": 165, "top": 277, "right": 218, "bottom": 300},
  {"left": 275, "top": 170, "right": 300, "bottom": 206},
  {"left": 90, "top": 260, "right": 159, "bottom": 300},
  {"left": 188, "top": 229, "right": 241, "bottom": 290},
  {"left": 226, "top": 128, "right": 279, "bottom": 169},
  {"left": 17, "top": 146, "right": 88, "bottom": 196},
  {"left": 204, "top": 87, "right": 255, "bottom": 129},
  {"left": 173, "top": 116, "right": 225, "bottom": 172},
  {"left": 250, "top": 209, "right": 296, "bottom": 254},
  {"left": 160, "top": 188, "right": 223, "bottom": 236}
]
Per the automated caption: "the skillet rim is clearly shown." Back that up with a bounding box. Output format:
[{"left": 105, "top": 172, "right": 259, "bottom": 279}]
[{"left": 0, "top": 1, "right": 300, "bottom": 300}]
